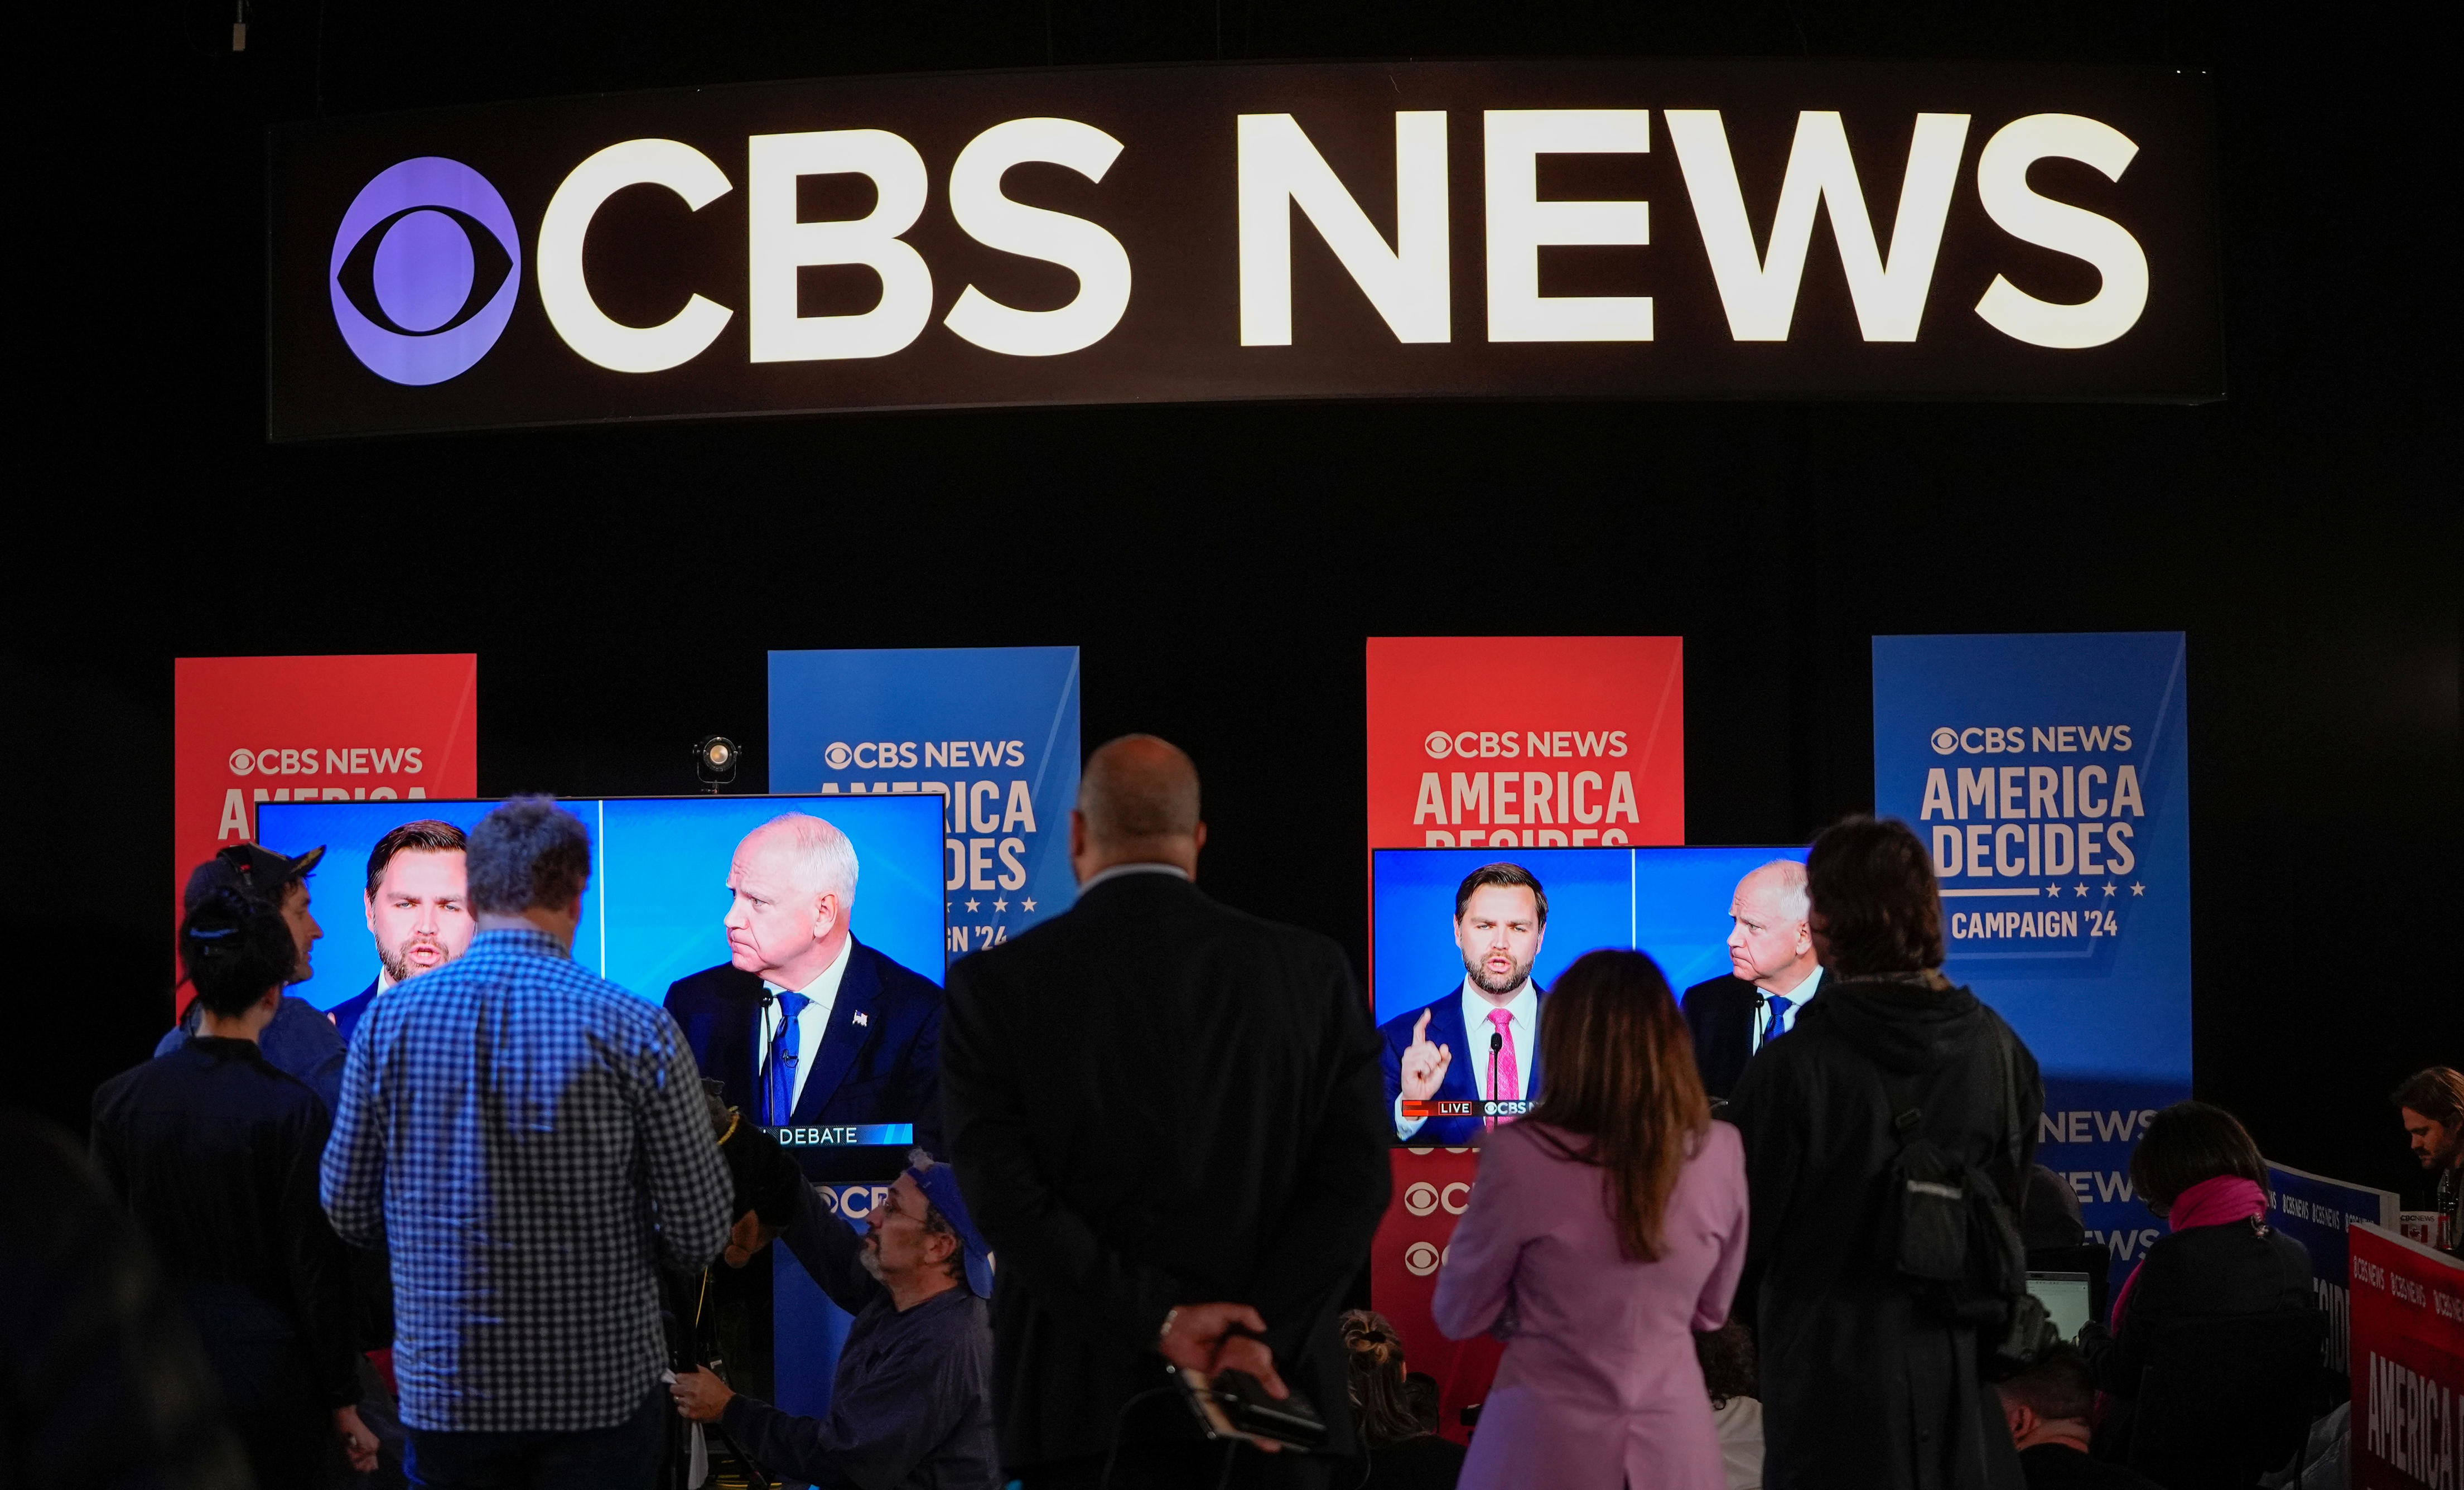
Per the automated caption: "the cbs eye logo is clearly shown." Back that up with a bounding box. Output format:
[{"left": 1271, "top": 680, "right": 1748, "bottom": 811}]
[
  {"left": 330, "top": 158, "right": 522, "bottom": 385},
  {"left": 1424, "top": 731, "right": 1453, "bottom": 759},
  {"left": 1931, "top": 728, "right": 1960, "bottom": 755}
]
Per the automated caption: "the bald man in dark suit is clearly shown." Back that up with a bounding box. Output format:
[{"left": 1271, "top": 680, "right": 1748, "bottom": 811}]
[{"left": 942, "top": 736, "right": 1390, "bottom": 1489}]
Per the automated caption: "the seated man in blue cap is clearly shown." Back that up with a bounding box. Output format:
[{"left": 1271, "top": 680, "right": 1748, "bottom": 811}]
[{"left": 672, "top": 1147, "right": 997, "bottom": 1490}]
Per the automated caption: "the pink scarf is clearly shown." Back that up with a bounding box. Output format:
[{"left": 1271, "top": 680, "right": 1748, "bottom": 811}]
[{"left": 2108, "top": 1174, "right": 2269, "bottom": 1332}]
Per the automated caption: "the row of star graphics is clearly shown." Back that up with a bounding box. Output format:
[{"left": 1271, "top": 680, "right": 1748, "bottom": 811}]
[{"left": 948, "top": 896, "right": 1038, "bottom": 914}]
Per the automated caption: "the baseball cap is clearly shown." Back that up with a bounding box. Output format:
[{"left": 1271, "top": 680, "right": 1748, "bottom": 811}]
[
  {"left": 906, "top": 1155, "right": 995, "bottom": 1300},
  {"left": 183, "top": 842, "right": 326, "bottom": 912}
]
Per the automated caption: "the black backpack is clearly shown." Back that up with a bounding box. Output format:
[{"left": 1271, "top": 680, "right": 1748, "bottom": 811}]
[{"left": 1877, "top": 1020, "right": 2058, "bottom": 1377}]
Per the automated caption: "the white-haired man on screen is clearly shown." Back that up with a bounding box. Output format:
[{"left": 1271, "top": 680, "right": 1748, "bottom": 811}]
[
  {"left": 663, "top": 813, "right": 944, "bottom": 1158},
  {"left": 1680, "top": 859, "right": 1824, "bottom": 1101}
]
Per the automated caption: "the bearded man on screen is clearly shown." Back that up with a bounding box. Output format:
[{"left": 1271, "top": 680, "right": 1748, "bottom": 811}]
[
  {"left": 1378, "top": 863, "right": 1549, "bottom": 1147},
  {"left": 329, "top": 820, "right": 475, "bottom": 1044}
]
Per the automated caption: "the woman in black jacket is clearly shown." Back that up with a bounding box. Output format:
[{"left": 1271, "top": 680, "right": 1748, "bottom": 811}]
[{"left": 2076, "top": 1101, "right": 2312, "bottom": 1463}]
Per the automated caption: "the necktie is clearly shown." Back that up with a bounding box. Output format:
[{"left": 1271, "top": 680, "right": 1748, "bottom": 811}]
[
  {"left": 1763, "top": 994, "right": 1793, "bottom": 1045},
  {"left": 1485, "top": 1007, "right": 1519, "bottom": 1131},
  {"left": 763, "top": 990, "right": 810, "bottom": 1126}
]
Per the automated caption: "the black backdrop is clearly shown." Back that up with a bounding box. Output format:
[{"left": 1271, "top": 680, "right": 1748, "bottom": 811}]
[{"left": 12, "top": 0, "right": 2455, "bottom": 1205}]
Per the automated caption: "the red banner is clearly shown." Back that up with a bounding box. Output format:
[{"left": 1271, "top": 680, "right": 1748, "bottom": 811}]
[
  {"left": 2350, "top": 1221, "right": 2463, "bottom": 1489},
  {"left": 1370, "top": 1148, "right": 1499, "bottom": 1445},
  {"left": 1366, "top": 636, "right": 1684, "bottom": 851},
  {"left": 1362, "top": 636, "right": 1685, "bottom": 1439},
  {"left": 173, "top": 654, "right": 479, "bottom": 1013}
]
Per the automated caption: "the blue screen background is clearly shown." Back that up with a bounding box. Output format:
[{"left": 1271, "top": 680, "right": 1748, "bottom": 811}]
[
  {"left": 255, "top": 794, "right": 947, "bottom": 1009},
  {"left": 1371, "top": 846, "right": 1807, "bottom": 1024}
]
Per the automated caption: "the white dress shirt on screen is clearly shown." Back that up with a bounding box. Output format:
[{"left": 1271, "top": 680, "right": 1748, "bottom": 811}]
[
  {"left": 1393, "top": 976, "right": 1540, "bottom": 1141},
  {"left": 757, "top": 933, "right": 854, "bottom": 1116},
  {"left": 1748, "top": 964, "right": 1824, "bottom": 1054}
]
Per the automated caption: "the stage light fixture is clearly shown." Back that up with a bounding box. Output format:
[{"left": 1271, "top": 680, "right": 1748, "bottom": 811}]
[{"left": 693, "top": 735, "right": 741, "bottom": 792}]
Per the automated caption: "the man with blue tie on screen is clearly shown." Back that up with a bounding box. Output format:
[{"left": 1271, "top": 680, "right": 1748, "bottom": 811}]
[
  {"left": 1378, "top": 863, "right": 1549, "bottom": 1147},
  {"left": 663, "top": 813, "right": 943, "bottom": 1157},
  {"left": 1680, "top": 859, "right": 1824, "bottom": 1101}
]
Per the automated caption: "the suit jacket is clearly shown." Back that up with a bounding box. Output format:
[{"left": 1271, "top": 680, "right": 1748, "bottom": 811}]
[
  {"left": 329, "top": 979, "right": 380, "bottom": 1045},
  {"left": 940, "top": 871, "right": 1392, "bottom": 1469},
  {"left": 1376, "top": 986, "right": 1546, "bottom": 1147},
  {"left": 1681, "top": 975, "right": 1763, "bottom": 1102},
  {"left": 663, "top": 939, "right": 944, "bottom": 1155}
]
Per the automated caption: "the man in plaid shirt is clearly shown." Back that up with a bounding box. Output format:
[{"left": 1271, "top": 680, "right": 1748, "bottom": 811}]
[{"left": 322, "top": 797, "right": 730, "bottom": 1488}]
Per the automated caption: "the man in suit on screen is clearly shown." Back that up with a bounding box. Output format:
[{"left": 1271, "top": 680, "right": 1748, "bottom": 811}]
[
  {"left": 664, "top": 813, "right": 942, "bottom": 1152},
  {"left": 1376, "top": 862, "right": 1549, "bottom": 1147},
  {"left": 329, "top": 820, "right": 475, "bottom": 1045},
  {"left": 1680, "top": 859, "right": 1823, "bottom": 1101}
]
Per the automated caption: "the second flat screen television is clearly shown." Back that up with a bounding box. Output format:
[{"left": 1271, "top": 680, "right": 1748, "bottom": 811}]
[{"left": 1370, "top": 845, "right": 1804, "bottom": 1145}]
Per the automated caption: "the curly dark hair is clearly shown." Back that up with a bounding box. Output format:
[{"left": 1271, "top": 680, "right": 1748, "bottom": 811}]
[{"left": 1805, "top": 816, "right": 1944, "bottom": 976}]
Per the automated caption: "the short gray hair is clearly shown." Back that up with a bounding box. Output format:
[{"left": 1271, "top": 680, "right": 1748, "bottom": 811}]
[
  {"left": 757, "top": 812, "right": 859, "bottom": 906},
  {"left": 1749, "top": 859, "right": 1810, "bottom": 923},
  {"left": 467, "top": 796, "right": 592, "bottom": 914}
]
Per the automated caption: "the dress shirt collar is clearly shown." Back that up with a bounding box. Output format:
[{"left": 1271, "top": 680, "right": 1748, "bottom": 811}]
[
  {"left": 1077, "top": 861, "right": 1192, "bottom": 895},
  {"left": 1762, "top": 962, "right": 1823, "bottom": 1002},
  {"left": 763, "top": 930, "right": 855, "bottom": 1003},
  {"left": 1459, "top": 976, "right": 1539, "bottom": 1036}
]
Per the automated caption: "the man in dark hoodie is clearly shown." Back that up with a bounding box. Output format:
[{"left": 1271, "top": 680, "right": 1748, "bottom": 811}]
[{"left": 1729, "top": 817, "right": 2041, "bottom": 1490}]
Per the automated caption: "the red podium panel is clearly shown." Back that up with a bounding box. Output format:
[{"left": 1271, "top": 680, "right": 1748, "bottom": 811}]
[
  {"left": 173, "top": 654, "right": 478, "bottom": 1015},
  {"left": 2349, "top": 1221, "right": 2462, "bottom": 1490}
]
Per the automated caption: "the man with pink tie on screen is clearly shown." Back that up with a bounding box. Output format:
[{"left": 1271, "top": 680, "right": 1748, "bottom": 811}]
[
  {"left": 1431, "top": 948, "right": 1749, "bottom": 1490},
  {"left": 1378, "top": 864, "right": 1548, "bottom": 1147}
]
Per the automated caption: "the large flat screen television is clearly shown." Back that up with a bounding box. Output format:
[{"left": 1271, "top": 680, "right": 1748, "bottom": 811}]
[
  {"left": 254, "top": 792, "right": 951, "bottom": 1421},
  {"left": 255, "top": 792, "right": 948, "bottom": 1164},
  {"left": 1370, "top": 845, "right": 1805, "bottom": 1146}
]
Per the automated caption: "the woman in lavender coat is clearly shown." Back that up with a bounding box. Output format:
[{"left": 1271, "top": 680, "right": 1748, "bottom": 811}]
[{"left": 1433, "top": 948, "right": 1750, "bottom": 1490}]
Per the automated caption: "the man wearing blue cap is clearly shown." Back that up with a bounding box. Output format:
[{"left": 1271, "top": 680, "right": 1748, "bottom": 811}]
[{"left": 671, "top": 1149, "right": 997, "bottom": 1489}]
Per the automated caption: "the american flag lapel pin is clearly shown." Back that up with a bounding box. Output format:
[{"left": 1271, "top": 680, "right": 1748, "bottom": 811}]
[{"left": 852, "top": 1010, "right": 869, "bottom": 1026}]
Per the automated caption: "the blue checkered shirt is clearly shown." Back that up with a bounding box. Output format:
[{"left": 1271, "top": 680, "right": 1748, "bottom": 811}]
[{"left": 320, "top": 927, "right": 730, "bottom": 1432}]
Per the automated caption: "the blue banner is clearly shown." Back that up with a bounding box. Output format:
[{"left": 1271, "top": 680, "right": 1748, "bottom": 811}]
[
  {"left": 1873, "top": 632, "right": 2192, "bottom": 1295},
  {"left": 770, "top": 647, "right": 1082, "bottom": 962},
  {"left": 2266, "top": 1160, "right": 2399, "bottom": 1378}
]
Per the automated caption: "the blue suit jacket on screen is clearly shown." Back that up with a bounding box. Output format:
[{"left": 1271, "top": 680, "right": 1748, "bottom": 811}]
[
  {"left": 329, "top": 979, "right": 380, "bottom": 1045},
  {"left": 664, "top": 938, "right": 944, "bottom": 1157},
  {"left": 1377, "top": 986, "right": 1546, "bottom": 1148}
]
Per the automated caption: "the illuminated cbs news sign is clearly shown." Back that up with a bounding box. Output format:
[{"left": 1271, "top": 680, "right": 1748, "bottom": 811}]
[{"left": 269, "top": 59, "right": 2219, "bottom": 438}]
